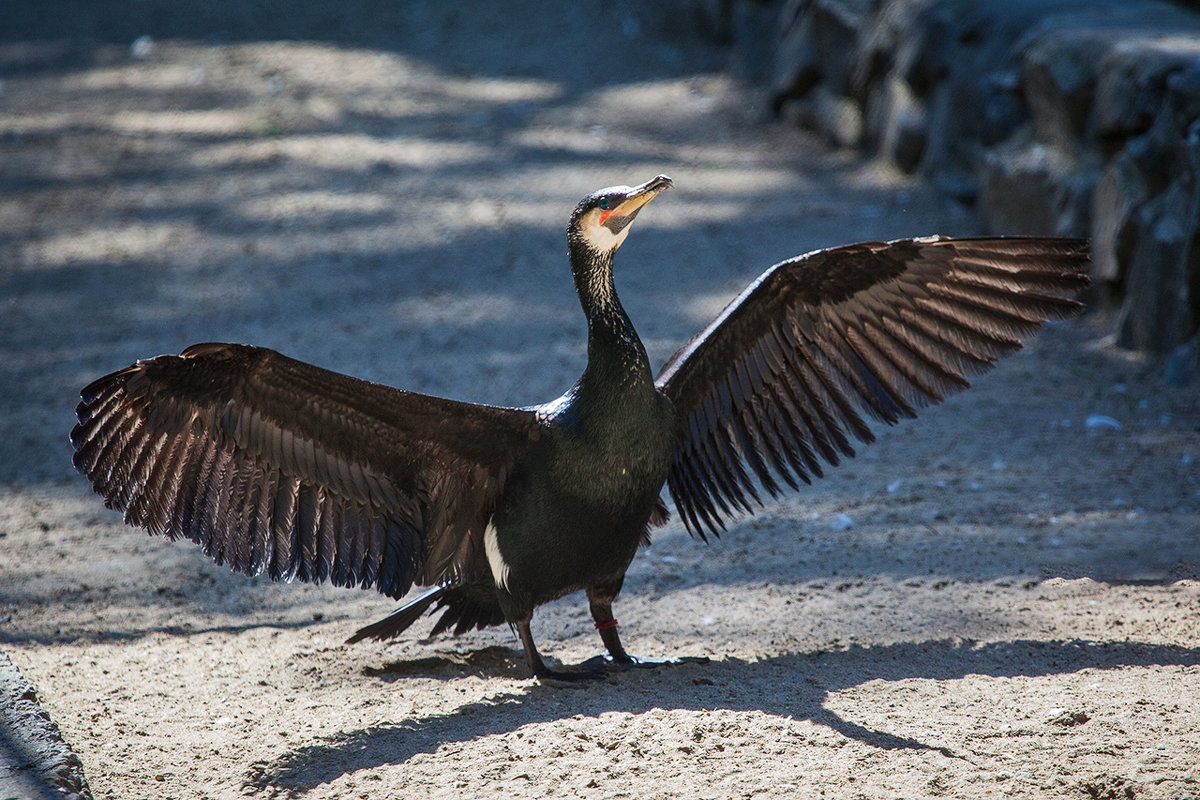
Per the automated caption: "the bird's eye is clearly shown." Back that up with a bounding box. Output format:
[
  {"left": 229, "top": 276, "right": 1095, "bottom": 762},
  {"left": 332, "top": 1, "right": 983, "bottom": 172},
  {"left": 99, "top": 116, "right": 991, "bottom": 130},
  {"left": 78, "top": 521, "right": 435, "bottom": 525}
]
[{"left": 598, "top": 197, "right": 611, "bottom": 211}]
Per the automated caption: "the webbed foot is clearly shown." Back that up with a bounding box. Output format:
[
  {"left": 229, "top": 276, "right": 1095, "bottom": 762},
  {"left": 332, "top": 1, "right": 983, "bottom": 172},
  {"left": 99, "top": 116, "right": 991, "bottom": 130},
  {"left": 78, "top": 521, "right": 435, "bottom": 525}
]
[{"left": 579, "top": 653, "right": 710, "bottom": 672}]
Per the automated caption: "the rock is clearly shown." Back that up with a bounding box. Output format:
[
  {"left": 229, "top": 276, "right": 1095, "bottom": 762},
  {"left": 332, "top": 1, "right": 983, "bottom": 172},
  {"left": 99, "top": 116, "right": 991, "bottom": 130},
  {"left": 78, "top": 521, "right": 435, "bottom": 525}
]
[
  {"left": 129, "top": 34, "right": 154, "bottom": 60},
  {"left": 772, "top": 0, "right": 874, "bottom": 111},
  {"left": 1084, "top": 414, "right": 1122, "bottom": 431},
  {"left": 1047, "top": 707, "right": 1091, "bottom": 726},
  {"left": 1116, "top": 181, "right": 1199, "bottom": 353},
  {"left": 829, "top": 513, "right": 856, "bottom": 531},
  {"left": 806, "top": 0, "right": 874, "bottom": 95},
  {"left": 781, "top": 84, "right": 864, "bottom": 149},
  {"left": 1090, "top": 151, "right": 1149, "bottom": 283},
  {"left": 814, "top": 84, "right": 864, "bottom": 148},
  {"left": 771, "top": 6, "right": 821, "bottom": 110},
  {"left": 1090, "top": 27, "right": 1200, "bottom": 142},
  {"left": 1077, "top": 774, "right": 1139, "bottom": 800},
  {"left": 1015, "top": 1, "right": 1194, "bottom": 149},
  {"left": 904, "top": 0, "right": 1099, "bottom": 175},
  {"left": 1165, "top": 334, "right": 1199, "bottom": 386},
  {"left": 866, "top": 73, "right": 927, "bottom": 171},
  {"left": 852, "top": 0, "right": 939, "bottom": 98},
  {"left": 1165, "top": 63, "right": 1200, "bottom": 131},
  {"left": 1021, "top": 30, "right": 1101, "bottom": 152},
  {"left": 702, "top": 0, "right": 1200, "bottom": 356},
  {"left": 978, "top": 137, "right": 1091, "bottom": 236}
]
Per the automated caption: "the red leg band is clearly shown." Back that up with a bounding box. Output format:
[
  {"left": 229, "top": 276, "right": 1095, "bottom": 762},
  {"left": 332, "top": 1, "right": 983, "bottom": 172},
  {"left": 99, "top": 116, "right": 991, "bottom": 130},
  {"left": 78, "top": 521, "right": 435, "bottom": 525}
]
[{"left": 594, "top": 619, "right": 619, "bottom": 631}]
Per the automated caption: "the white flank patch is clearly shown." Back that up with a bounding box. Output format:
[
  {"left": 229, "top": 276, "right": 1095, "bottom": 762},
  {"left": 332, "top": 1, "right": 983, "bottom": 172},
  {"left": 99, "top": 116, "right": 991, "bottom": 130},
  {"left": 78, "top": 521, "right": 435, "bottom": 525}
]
[{"left": 484, "top": 520, "right": 512, "bottom": 591}]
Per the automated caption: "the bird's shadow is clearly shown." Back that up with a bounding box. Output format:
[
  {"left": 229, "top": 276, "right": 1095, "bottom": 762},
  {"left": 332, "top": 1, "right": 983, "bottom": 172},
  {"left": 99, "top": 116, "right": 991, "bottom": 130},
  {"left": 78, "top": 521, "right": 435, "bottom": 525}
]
[{"left": 250, "top": 637, "right": 1199, "bottom": 794}]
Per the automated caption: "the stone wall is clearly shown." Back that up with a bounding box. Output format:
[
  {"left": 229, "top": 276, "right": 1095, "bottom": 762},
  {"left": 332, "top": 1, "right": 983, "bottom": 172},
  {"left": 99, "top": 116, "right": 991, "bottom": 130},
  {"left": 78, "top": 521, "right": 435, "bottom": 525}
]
[{"left": 696, "top": 0, "right": 1200, "bottom": 372}]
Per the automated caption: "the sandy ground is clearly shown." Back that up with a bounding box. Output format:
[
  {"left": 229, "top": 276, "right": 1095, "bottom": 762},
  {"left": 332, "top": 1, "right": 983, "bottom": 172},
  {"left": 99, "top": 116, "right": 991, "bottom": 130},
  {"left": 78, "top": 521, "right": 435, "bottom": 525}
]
[{"left": 2, "top": 2, "right": 1199, "bottom": 798}]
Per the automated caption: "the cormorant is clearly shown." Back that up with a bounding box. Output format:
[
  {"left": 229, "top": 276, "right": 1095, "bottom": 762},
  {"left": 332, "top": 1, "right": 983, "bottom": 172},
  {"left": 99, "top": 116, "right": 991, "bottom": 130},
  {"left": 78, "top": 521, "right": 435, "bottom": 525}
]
[{"left": 71, "top": 175, "right": 1089, "bottom": 680}]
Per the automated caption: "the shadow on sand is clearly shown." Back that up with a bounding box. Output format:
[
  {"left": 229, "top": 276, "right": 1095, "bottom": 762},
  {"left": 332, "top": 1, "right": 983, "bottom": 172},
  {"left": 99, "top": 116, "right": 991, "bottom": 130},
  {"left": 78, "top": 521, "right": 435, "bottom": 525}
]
[{"left": 251, "top": 637, "right": 1199, "bottom": 793}]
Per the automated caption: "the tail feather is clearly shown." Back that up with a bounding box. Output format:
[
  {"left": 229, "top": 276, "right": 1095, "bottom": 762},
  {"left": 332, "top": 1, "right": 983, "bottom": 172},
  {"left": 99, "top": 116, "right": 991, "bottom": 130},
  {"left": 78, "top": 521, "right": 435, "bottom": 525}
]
[
  {"left": 346, "top": 586, "right": 446, "bottom": 643},
  {"left": 346, "top": 584, "right": 508, "bottom": 644}
]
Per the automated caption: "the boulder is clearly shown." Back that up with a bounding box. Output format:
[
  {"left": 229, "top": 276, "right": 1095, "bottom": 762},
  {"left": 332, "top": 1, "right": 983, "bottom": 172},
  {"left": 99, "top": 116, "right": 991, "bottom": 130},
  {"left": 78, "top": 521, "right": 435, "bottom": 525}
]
[
  {"left": 1090, "top": 152, "right": 1149, "bottom": 284},
  {"left": 1020, "top": 30, "right": 1102, "bottom": 152},
  {"left": 1116, "top": 181, "right": 1199, "bottom": 353},
  {"left": 1014, "top": 1, "right": 1194, "bottom": 149},
  {"left": 978, "top": 138, "right": 1091, "bottom": 236},
  {"left": 865, "top": 73, "right": 927, "bottom": 172},
  {"left": 780, "top": 83, "right": 864, "bottom": 149},
  {"left": 1165, "top": 334, "right": 1199, "bottom": 387},
  {"left": 772, "top": 0, "right": 873, "bottom": 110},
  {"left": 1091, "top": 31, "right": 1200, "bottom": 142}
]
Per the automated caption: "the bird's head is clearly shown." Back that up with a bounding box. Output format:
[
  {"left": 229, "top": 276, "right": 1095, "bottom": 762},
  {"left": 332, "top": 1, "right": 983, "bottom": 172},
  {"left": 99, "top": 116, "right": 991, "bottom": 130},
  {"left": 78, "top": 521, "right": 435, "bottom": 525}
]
[{"left": 568, "top": 174, "right": 673, "bottom": 258}]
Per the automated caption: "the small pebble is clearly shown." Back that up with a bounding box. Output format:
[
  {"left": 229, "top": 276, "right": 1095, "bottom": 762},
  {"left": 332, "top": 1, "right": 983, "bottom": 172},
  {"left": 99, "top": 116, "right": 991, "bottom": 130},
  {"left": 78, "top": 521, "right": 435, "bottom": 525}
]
[
  {"left": 131, "top": 35, "right": 154, "bottom": 59},
  {"left": 829, "top": 513, "right": 855, "bottom": 531},
  {"left": 1047, "top": 708, "right": 1089, "bottom": 726},
  {"left": 1085, "top": 414, "right": 1121, "bottom": 431}
]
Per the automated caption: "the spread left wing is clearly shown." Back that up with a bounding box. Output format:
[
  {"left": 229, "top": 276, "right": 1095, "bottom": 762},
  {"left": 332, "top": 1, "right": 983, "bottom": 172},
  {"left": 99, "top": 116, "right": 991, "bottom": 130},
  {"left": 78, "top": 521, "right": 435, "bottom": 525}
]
[{"left": 655, "top": 236, "right": 1090, "bottom": 539}]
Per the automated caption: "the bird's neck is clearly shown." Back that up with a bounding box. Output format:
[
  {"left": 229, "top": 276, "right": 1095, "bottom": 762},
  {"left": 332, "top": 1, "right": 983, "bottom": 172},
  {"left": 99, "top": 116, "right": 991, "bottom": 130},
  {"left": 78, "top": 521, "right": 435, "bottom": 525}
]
[{"left": 569, "top": 242, "right": 653, "bottom": 391}]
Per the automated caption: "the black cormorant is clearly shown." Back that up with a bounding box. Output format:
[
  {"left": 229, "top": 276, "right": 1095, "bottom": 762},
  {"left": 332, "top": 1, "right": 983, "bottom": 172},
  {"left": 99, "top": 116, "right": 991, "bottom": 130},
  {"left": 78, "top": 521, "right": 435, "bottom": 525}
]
[{"left": 71, "top": 175, "right": 1089, "bottom": 680}]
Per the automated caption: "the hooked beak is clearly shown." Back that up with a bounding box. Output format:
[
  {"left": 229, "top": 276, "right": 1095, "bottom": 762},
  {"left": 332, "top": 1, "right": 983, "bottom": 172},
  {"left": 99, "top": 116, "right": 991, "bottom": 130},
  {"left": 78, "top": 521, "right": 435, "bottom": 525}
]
[
  {"left": 611, "top": 174, "right": 673, "bottom": 219},
  {"left": 598, "top": 174, "right": 673, "bottom": 235}
]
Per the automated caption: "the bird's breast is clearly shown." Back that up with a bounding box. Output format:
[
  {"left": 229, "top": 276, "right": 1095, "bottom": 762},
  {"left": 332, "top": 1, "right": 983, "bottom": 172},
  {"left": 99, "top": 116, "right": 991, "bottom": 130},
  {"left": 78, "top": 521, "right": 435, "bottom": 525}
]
[{"left": 546, "top": 387, "right": 675, "bottom": 514}]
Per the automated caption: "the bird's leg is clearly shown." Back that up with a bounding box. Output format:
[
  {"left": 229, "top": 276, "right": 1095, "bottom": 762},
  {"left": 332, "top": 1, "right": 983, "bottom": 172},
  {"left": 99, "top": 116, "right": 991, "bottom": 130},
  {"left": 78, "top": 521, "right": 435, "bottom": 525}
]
[
  {"left": 516, "top": 617, "right": 604, "bottom": 683},
  {"left": 587, "top": 585, "right": 634, "bottom": 665},
  {"left": 585, "top": 585, "right": 709, "bottom": 671}
]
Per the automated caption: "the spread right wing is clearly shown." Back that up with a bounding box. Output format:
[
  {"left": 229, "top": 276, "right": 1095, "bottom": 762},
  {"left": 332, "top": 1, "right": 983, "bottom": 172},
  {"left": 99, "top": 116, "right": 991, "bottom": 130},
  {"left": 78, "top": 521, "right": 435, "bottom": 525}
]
[{"left": 71, "top": 342, "right": 542, "bottom": 599}]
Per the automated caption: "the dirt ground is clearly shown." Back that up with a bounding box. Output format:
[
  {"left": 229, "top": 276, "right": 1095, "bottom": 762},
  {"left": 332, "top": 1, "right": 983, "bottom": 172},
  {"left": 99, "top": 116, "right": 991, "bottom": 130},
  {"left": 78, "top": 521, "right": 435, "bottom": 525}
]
[{"left": 2, "top": 2, "right": 1199, "bottom": 798}]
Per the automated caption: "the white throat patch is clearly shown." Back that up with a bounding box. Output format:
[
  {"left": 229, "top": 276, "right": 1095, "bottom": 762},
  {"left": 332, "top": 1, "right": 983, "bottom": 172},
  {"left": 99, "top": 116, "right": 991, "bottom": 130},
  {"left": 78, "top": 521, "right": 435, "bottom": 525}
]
[{"left": 579, "top": 209, "right": 632, "bottom": 253}]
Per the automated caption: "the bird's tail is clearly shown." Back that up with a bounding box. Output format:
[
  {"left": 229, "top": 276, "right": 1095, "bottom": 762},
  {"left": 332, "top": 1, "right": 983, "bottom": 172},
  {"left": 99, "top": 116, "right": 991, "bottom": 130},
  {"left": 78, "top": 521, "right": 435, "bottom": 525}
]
[{"left": 345, "top": 586, "right": 447, "bottom": 643}]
